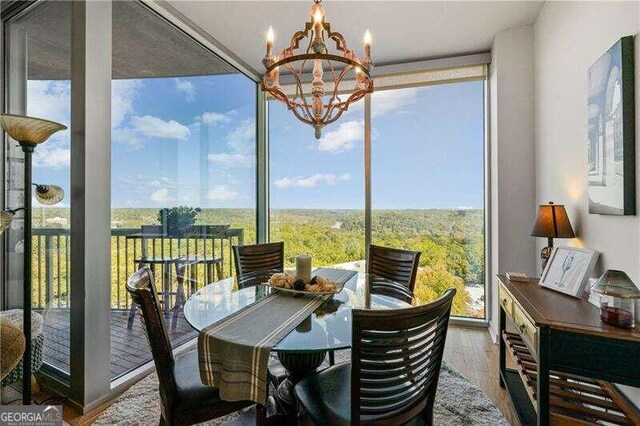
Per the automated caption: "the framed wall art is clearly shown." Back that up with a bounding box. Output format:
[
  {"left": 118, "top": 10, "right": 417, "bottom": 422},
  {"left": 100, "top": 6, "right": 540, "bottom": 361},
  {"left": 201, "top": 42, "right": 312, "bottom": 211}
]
[
  {"left": 587, "top": 36, "right": 635, "bottom": 215},
  {"left": 540, "top": 246, "right": 599, "bottom": 298}
]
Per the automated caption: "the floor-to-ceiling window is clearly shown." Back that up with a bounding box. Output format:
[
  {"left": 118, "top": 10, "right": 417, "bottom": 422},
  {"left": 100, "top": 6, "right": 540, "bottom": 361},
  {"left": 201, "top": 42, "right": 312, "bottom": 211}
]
[
  {"left": 109, "top": 1, "right": 257, "bottom": 379},
  {"left": 269, "top": 101, "right": 365, "bottom": 269},
  {"left": 4, "top": 0, "right": 72, "bottom": 376},
  {"left": 371, "top": 81, "right": 486, "bottom": 318},
  {"left": 268, "top": 67, "right": 487, "bottom": 319}
]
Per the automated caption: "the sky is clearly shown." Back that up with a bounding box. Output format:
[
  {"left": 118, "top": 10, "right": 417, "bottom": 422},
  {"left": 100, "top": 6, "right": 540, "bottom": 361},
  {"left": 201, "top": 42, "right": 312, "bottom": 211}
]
[{"left": 29, "top": 76, "right": 484, "bottom": 211}]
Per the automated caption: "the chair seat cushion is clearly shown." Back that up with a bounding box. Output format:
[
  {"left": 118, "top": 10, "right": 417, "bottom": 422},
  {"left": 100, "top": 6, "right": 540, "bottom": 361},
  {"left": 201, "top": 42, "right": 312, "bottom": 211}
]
[
  {"left": 295, "top": 363, "right": 427, "bottom": 426},
  {"left": 295, "top": 363, "right": 352, "bottom": 426},
  {"left": 174, "top": 352, "right": 223, "bottom": 412}
]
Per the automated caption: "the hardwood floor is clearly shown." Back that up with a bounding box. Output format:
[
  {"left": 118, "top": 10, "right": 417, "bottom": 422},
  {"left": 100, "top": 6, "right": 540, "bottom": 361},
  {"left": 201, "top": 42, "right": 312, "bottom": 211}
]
[{"left": 34, "top": 325, "right": 516, "bottom": 425}]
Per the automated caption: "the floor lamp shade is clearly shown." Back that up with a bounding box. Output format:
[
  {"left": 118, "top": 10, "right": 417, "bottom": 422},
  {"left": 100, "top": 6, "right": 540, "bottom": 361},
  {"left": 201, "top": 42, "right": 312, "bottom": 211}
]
[
  {"left": 0, "top": 210, "right": 15, "bottom": 235},
  {"left": 0, "top": 114, "right": 67, "bottom": 146},
  {"left": 0, "top": 113, "right": 65, "bottom": 405},
  {"left": 34, "top": 185, "right": 64, "bottom": 205}
]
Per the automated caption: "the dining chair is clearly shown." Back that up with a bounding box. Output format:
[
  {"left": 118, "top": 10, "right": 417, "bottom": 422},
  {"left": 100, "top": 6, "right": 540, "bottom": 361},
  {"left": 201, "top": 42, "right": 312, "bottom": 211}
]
[
  {"left": 232, "top": 242, "right": 285, "bottom": 281},
  {"left": 294, "top": 288, "right": 456, "bottom": 425},
  {"left": 126, "top": 267, "right": 263, "bottom": 426},
  {"left": 232, "top": 242, "right": 287, "bottom": 385},
  {"left": 367, "top": 244, "right": 421, "bottom": 303}
]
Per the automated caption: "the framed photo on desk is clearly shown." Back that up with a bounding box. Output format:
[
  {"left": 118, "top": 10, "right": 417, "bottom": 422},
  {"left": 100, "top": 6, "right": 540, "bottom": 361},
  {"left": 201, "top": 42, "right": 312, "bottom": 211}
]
[{"left": 540, "top": 246, "right": 599, "bottom": 298}]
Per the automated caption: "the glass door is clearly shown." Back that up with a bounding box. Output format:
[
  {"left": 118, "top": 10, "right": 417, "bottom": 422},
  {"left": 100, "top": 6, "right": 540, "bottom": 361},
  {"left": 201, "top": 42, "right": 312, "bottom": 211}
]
[{"left": 4, "top": 0, "right": 72, "bottom": 376}]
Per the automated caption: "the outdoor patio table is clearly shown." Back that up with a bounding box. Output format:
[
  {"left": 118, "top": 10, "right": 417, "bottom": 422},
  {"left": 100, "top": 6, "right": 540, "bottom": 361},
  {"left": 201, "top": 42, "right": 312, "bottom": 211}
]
[{"left": 183, "top": 270, "right": 413, "bottom": 419}]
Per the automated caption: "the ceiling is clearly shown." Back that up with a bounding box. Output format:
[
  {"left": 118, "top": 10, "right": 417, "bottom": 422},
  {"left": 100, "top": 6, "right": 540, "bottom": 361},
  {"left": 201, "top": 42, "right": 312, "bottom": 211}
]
[{"left": 168, "top": 0, "right": 545, "bottom": 74}]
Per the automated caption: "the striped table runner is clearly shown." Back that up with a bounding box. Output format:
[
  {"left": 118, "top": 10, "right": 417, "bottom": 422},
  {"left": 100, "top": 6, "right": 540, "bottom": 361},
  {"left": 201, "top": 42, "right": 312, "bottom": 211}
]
[
  {"left": 198, "top": 291, "right": 328, "bottom": 404},
  {"left": 198, "top": 268, "right": 357, "bottom": 404}
]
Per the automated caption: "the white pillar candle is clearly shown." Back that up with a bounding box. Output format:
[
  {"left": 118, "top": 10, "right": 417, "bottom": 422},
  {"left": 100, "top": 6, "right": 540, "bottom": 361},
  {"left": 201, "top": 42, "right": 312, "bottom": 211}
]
[{"left": 296, "top": 254, "right": 312, "bottom": 284}]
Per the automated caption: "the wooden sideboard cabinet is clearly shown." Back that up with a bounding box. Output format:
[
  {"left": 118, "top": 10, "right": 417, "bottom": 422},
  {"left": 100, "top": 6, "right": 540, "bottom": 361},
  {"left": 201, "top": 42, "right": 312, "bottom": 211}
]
[{"left": 497, "top": 275, "right": 640, "bottom": 425}]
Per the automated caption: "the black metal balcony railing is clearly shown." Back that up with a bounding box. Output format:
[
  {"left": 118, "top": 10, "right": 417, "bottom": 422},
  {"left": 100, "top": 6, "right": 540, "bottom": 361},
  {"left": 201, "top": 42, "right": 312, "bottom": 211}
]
[{"left": 31, "top": 227, "right": 244, "bottom": 310}]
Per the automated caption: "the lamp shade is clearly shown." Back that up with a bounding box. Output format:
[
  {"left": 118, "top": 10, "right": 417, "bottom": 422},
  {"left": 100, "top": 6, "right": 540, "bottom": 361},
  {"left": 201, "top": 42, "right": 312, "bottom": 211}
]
[
  {"left": 34, "top": 184, "right": 64, "bottom": 206},
  {"left": 530, "top": 202, "right": 575, "bottom": 239},
  {"left": 0, "top": 114, "right": 66, "bottom": 145},
  {"left": 593, "top": 270, "right": 640, "bottom": 299},
  {"left": 0, "top": 211, "right": 15, "bottom": 235}
]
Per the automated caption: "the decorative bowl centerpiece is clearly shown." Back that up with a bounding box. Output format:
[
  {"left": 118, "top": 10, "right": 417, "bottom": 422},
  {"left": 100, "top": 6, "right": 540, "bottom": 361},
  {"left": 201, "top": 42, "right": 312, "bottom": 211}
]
[{"left": 267, "top": 271, "right": 341, "bottom": 295}]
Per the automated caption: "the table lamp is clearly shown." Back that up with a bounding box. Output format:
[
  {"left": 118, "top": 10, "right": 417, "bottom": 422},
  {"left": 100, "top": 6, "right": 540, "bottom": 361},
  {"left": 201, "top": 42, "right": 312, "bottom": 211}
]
[
  {"left": 530, "top": 202, "right": 575, "bottom": 271},
  {"left": 0, "top": 113, "right": 66, "bottom": 404}
]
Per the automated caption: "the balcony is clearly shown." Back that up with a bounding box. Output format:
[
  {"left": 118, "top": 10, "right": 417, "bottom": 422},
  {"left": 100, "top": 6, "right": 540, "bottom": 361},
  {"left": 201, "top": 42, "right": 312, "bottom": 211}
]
[{"left": 31, "top": 226, "right": 244, "bottom": 380}]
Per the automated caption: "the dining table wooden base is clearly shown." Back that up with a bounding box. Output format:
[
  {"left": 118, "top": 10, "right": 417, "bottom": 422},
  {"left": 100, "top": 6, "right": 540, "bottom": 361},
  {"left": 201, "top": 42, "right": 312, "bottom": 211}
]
[{"left": 272, "top": 351, "right": 328, "bottom": 418}]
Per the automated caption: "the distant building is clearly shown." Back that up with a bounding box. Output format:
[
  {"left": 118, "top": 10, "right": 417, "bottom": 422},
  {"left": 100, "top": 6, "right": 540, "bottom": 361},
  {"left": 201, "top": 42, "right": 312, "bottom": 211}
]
[{"left": 45, "top": 217, "right": 68, "bottom": 227}]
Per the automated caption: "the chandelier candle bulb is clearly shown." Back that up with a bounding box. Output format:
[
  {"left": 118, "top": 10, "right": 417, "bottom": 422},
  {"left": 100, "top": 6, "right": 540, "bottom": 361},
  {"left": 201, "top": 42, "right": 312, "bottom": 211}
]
[
  {"left": 296, "top": 254, "right": 312, "bottom": 284},
  {"left": 266, "top": 26, "right": 274, "bottom": 57},
  {"left": 364, "top": 30, "right": 372, "bottom": 58}
]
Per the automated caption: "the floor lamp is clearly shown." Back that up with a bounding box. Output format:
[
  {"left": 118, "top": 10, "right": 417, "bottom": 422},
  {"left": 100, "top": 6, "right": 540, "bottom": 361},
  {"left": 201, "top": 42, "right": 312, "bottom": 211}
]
[{"left": 0, "top": 114, "right": 66, "bottom": 404}]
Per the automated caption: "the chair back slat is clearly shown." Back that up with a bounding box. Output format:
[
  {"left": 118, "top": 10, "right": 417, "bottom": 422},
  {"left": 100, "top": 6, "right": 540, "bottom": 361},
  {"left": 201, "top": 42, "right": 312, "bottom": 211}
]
[
  {"left": 233, "top": 242, "right": 284, "bottom": 281},
  {"left": 367, "top": 245, "right": 421, "bottom": 303},
  {"left": 125, "top": 267, "right": 177, "bottom": 413},
  {"left": 351, "top": 288, "right": 455, "bottom": 425}
]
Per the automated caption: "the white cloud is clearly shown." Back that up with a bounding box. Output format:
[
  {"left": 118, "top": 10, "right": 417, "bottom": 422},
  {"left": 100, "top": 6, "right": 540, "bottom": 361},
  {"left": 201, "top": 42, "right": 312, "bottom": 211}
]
[
  {"left": 318, "top": 120, "right": 363, "bottom": 153},
  {"left": 112, "top": 127, "right": 144, "bottom": 150},
  {"left": 226, "top": 118, "right": 255, "bottom": 154},
  {"left": 346, "top": 87, "right": 419, "bottom": 119},
  {"left": 200, "top": 111, "right": 232, "bottom": 125},
  {"left": 26, "top": 81, "right": 70, "bottom": 127},
  {"left": 33, "top": 146, "right": 70, "bottom": 169},
  {"left": 112, "top": 80, "right": 142, "bottom": 128},
  {"left": 371, "top": 88, "right": 419, "bottom": 117},
  {"left": 208, "top": 185, "right": 239, "bottom": 201},
  {"left": 130, "top": 115, "right": 190, "bottom": 140},
  {"left": 175, "top": 78, "right": 195, "bottom": 102},
  {"left": 208, "top": 153, "right": 254, "bottom": 168},
  {"left": 150, "top": 188, "right": 173, "bottom": 202},
  {"left": 274, "top": 173, "right": 351, "bottom": 189}
]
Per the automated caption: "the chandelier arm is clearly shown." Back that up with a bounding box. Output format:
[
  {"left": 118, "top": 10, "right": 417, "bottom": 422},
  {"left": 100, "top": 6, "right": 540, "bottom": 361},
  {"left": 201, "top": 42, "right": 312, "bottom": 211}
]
[
  {"left": 324, "top": 23, "right": 352, "bottom": 58},
  {"left": 288, "top": 22, "right": 313, "bottom": 51},
  {"left": 288, "top": 63, "right": 315, "bottom": 119},
  {"left": 291, "top": 105, "right": 314, "bottom": 125}
]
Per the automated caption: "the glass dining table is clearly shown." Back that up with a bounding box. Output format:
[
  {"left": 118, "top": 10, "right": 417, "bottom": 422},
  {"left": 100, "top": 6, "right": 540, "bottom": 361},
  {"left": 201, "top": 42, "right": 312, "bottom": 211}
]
[{"left": 183, "top": 270, "right": 414, "bottom": 416}]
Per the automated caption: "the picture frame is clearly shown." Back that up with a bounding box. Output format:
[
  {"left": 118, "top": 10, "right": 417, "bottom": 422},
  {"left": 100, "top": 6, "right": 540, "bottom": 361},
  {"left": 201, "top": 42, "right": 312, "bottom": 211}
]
[
  {"left": 540, "top": 246, "right": 599, "bottom": 298},
  {"left": 587, "top": 36, "right": 635, "bottom": 215}
]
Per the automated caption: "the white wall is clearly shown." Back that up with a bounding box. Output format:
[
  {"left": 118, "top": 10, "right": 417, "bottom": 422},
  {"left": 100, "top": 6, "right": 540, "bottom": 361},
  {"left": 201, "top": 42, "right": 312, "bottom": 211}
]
[
  {"left": 489, "top": 25, "right": 537, "bottom": 340},
  {"left": 534, "top": 0, "right": 640, "bottom": 404}
]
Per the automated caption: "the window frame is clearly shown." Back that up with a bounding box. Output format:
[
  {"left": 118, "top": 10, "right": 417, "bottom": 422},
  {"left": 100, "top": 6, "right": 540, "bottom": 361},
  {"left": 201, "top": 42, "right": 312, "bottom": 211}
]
[{"left": 265, "top": 66, "right": 490, "bottom": 326}]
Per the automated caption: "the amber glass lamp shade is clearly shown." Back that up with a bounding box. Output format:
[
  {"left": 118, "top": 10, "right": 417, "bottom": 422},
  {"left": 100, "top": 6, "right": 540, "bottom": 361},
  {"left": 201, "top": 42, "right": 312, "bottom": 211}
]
[
  {"left": 593, "top": 270, "right": 640, "bottom": 328},
  {"left": 0, "top": 114, "right": 66, "bottom": 146},
  {"left": 34, "top": 184, "right": 64, "bottom": 206},
  {"left": 530, "top": 202, "right": 575, "bottom": 239},
  {"left": 0, "top": 210, "right": 15, "bottom": 235}
]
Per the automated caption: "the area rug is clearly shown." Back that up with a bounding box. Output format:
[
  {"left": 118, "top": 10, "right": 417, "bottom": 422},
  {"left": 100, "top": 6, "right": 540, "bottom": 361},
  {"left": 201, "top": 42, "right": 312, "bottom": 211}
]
[{"left": 95, "top": 351, "right": 509, "bottom": 425}]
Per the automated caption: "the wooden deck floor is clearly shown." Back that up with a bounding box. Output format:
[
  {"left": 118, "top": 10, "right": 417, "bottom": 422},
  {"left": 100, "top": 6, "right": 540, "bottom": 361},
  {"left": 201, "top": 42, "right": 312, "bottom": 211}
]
[{"left": 41, "top": 309, "right": 196, "bottom": 380}]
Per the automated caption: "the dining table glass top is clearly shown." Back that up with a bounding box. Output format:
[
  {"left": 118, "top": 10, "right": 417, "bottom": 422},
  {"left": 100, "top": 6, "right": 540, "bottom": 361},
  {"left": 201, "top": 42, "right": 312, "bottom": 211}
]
[{"left": 183, "top": 270, "right": 414, "bottom": 353}]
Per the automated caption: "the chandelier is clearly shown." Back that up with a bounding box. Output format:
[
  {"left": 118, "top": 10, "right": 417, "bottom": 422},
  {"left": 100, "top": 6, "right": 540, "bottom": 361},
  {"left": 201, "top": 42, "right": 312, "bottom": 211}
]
[{"left": 261, "top": 0, "right": 374, "bottom": 139}]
